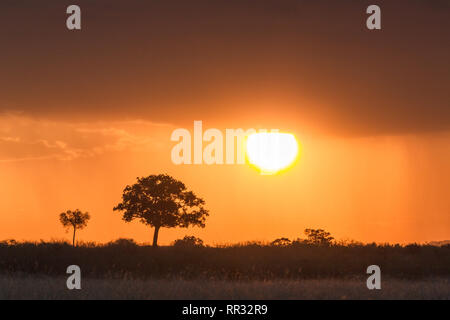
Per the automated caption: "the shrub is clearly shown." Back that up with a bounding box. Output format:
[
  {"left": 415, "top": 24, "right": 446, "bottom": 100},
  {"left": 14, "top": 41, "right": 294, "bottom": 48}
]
[
  {"left": 173, "top": 236, "right": 204, "bottom": 248},
  {"left": 109, "top": 238, "right": 138, "bottom": 248},
  {"left": 271, "top": 238, "right": 291, "bottom": 247}
]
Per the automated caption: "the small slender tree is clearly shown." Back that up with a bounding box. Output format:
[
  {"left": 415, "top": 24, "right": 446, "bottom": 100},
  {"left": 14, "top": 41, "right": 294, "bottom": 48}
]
[
  {"left": 59, "top": 209, "right": 90, "bottom": 247},
  {"left": 113, "top": 174, "right": 209, "bottom": 247}
]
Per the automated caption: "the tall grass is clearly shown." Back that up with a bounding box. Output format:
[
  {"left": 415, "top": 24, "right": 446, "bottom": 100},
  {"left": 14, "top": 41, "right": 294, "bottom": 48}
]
[
  {"left": 1, "top": 240, "right": 449, "bottom": 280},
  {"left": 1, "top": 276, "right": 449, "bottom": 299}
]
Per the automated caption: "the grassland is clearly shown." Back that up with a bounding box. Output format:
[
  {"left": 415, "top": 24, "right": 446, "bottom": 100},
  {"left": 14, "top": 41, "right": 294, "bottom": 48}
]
[
  {"left": 0, "top": 240, "right": 449, "bottom": 299},
  {"left": 1, "top": 276, "right": 449, "bottom": 299},
  {"left": 1, "top": 240, "right": 449, "bottom": 279}
]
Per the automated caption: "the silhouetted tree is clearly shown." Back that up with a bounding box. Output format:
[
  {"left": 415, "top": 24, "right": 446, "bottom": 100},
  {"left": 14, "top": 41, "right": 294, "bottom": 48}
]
[
  {"left": 113, "top": 174, "right": 209, "bottom": 248},
  {"left": 271, "top": 237, "right": 292, "bottom": 247},
  {"left": 59, "top": 209, "right": 90, "bottom": 247},
  {"left": 304, "top": 228, "right": 334, "bottom": 246},
  {"left": 173, "top": 235, "right": 204, "bottom": 248},
  {"left": 109, "top": 238, "right": 138, "bottom": 248}
]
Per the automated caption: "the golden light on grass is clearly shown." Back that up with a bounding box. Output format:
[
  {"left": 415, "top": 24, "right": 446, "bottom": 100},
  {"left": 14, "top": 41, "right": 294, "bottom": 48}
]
[{"left": 246, "top": 132, "right": 299, "bottom": 174}]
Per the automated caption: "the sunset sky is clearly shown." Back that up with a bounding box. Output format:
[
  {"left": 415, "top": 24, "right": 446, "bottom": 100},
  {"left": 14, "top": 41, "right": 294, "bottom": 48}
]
[{"left": 1, "top": 0, "right": 449, "bottom": 244}]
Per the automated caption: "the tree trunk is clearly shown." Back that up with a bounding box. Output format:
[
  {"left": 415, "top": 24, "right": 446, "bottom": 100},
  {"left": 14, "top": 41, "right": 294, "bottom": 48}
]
[
  {"left": 152, "top": 226, "right": 160, "bottom": 248},
  {"left": 72, "top": 227, "right": 76, "bottom": 247}
]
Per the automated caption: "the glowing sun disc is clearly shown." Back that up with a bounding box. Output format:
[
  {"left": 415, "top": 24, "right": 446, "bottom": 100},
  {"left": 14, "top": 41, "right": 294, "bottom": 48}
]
[{"left": 246, "top": 132, "right": 299, "bottom": 174}]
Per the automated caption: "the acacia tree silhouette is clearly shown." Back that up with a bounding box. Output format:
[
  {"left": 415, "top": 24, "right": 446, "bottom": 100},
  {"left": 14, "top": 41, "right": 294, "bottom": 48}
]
[
  {"left": 59, "top": 209, "right": 90, "bottom": 247},
  {"left": 113, "top": 174, "right": 209, "bottom": 248},
  {"left": 304, "top": 228, "right": 334, "bottom": 246}
]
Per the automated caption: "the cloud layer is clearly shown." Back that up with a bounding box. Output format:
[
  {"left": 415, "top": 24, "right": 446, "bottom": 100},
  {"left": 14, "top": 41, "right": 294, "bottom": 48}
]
[
  {"left": 0, "top": 0, "right": 449, "bottom": 135},
  {"left": 0, "top": 114, "right": 171, "bottom": 162}
]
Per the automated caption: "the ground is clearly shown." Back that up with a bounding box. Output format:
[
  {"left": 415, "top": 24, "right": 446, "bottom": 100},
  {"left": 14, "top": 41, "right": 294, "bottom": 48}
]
[{"left": 1, "top": 276, "right": 449, "bottom": 300}]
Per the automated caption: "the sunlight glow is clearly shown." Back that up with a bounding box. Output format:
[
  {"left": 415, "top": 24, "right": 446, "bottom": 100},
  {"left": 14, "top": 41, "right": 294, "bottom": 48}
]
[{"left": 246, "top": 132, "right": 299, "bottom": 174}]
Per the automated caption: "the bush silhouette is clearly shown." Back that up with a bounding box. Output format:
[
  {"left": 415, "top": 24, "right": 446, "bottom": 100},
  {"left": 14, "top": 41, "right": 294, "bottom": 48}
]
[
  {"left": 109, "top": 238, "right": 138, "bottom": 248},
  {"left": 303, "top": 228, "right": 334, "bottom": 246},
  {"left": 271, "top": 238, "right": 291, "bottom": 247},
  {"left": 173, "top": 236, "right": 204, "bottom": 248}
]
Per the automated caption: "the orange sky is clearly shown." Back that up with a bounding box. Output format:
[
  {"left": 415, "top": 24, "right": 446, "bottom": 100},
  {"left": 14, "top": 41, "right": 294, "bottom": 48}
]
[
  {"left": 0, "top": 1, "right": 449, "bottom": 244},
  {"left": 0, "top": 115, "right": 449, "bottom": 244}
]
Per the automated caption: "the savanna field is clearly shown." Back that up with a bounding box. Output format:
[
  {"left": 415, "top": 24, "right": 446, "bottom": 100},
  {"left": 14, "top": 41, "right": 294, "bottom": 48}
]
[{"left": 1, "top": 239, "right": 449, "bottom": 299}]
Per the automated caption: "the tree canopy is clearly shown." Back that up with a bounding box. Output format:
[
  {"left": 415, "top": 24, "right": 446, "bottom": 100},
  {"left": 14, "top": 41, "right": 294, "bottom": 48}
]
[
  {"left": 113, "top": 174, "right": 209, "bottom": 247},
  {"left": 59, "top": 209, "right": 90, "bottom": 247},
  {"left": 304, "top": 228, "right": 334, "bottom": 246}
]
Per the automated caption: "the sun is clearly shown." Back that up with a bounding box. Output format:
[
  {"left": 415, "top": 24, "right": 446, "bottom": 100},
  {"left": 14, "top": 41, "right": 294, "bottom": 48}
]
[{"left": 245, "top": 132, "right": 299, "bottom": 174}]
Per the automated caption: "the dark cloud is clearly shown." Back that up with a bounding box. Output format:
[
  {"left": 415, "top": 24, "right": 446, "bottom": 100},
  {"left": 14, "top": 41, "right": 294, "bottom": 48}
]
[{"left": 0, "top": 0, "right": 449, "bottom": 135}]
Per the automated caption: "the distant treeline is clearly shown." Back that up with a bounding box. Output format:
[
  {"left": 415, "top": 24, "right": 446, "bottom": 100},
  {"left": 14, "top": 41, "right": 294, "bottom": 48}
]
[{"left": 0, "top": 239, "right": 449, "bottom": 280}]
